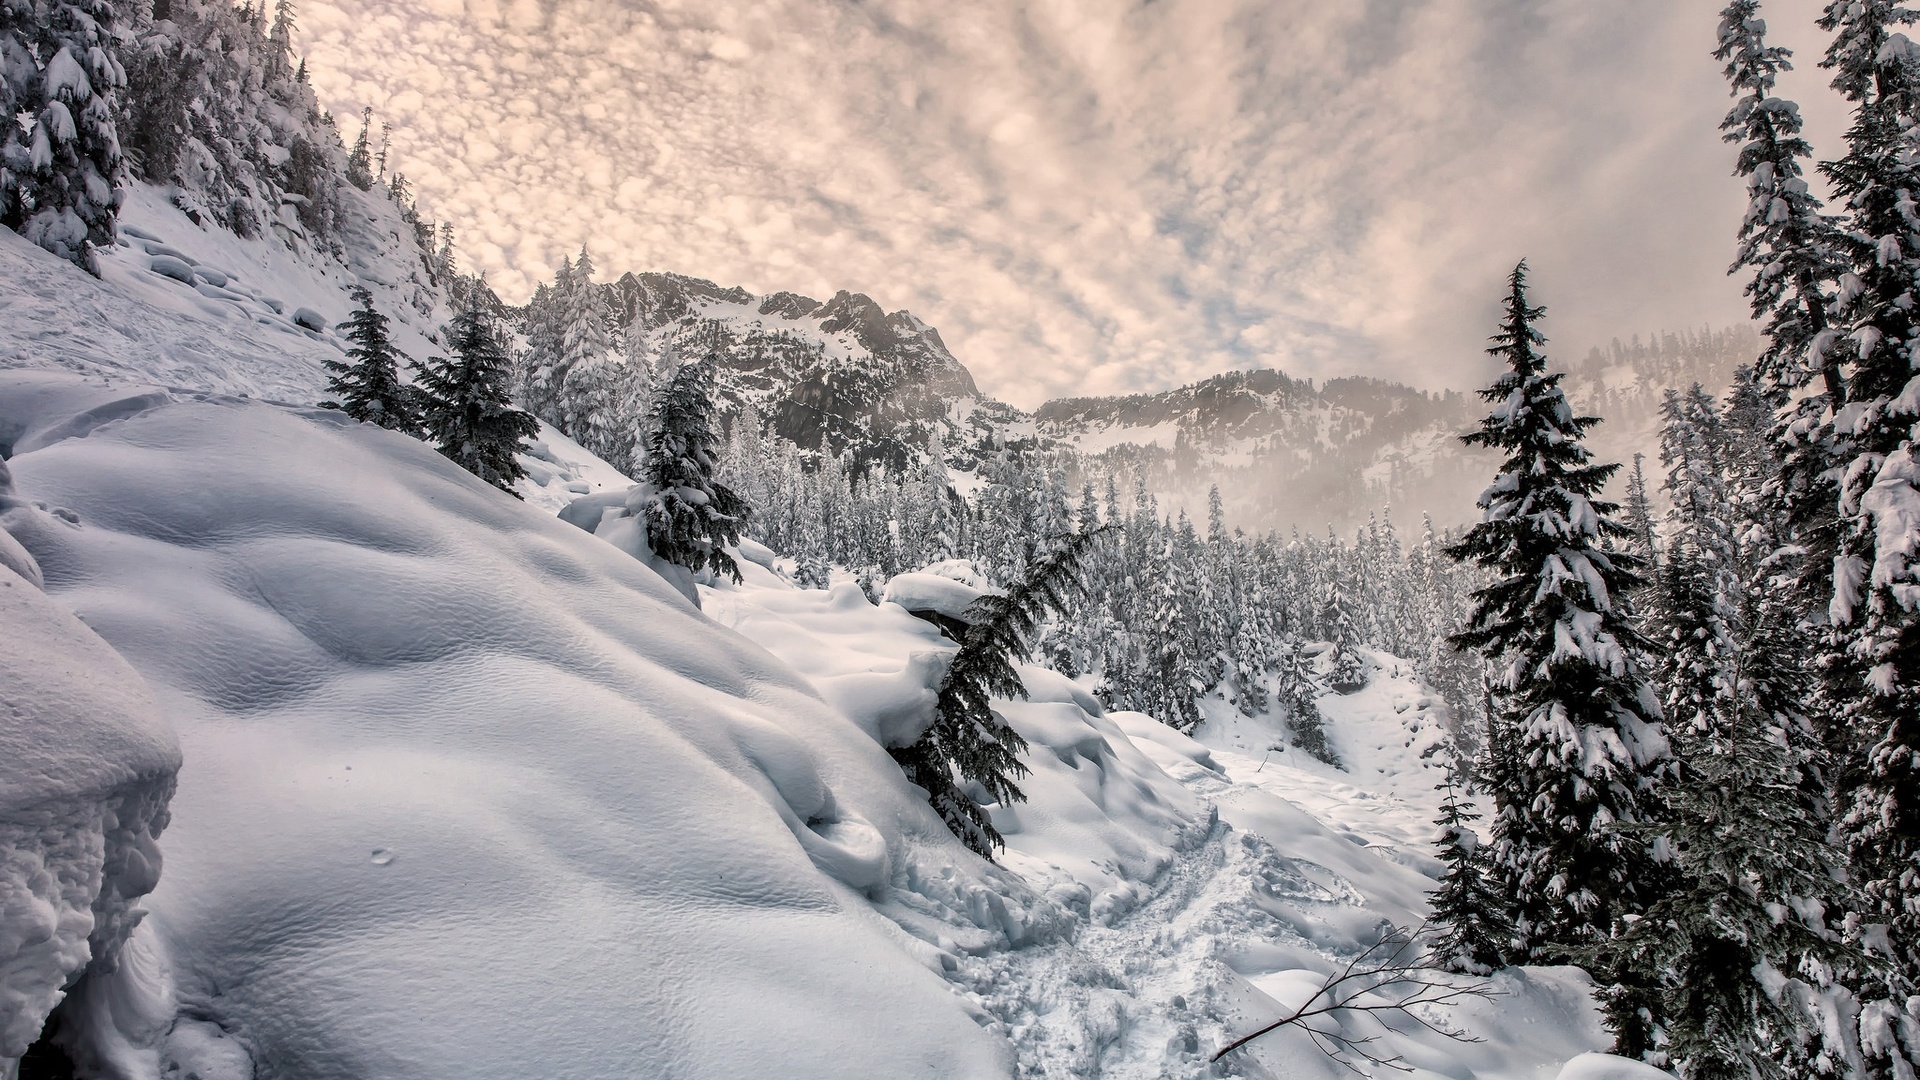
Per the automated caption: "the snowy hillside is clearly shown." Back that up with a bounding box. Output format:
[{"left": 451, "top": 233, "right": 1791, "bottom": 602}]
[{"left": 0, "top": 225, "right": 1643, "bottom": 1077}]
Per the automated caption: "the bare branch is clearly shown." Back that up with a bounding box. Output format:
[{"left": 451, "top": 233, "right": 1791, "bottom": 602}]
[{"left": 1211, "top": 923, "right": 1500, "bottom": 1071}]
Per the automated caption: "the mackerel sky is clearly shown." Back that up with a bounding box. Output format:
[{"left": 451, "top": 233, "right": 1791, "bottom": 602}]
[{"left": 298, "top": 0, "right": 1844, "bottom": 408}]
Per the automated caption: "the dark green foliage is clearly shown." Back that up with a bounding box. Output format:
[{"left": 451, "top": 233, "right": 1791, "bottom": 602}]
[
  {"left": 415, "top": 288, "right": 538, "bottom": 496},
  {"left": 322, "top": 286, "right": 420, "bottom": 433},
  {"left": 1427, "top": 775, "right": 1512, "bottom": 975},
  {"left": 640, "top": 360, "right": 750, "bottom": 582},
  {"left": 895, "top": 529, "right": 1104, "bottom": 858},
  {"left": 1445, "top": 262, "right": 1669, "bottom": 959}
]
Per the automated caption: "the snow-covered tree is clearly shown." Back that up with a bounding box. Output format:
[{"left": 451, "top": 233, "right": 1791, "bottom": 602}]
[
  {"left": 1812, "top": 8, "right": 1920, "bottom": 1060},
  {"left": 636, "top": 358, "right": 749, "bottom": 582},
  {"left": 322, "top": 286, "right": 419, "bottom": 434},
  {"left": 1, "top": 0, "right": 125, "bottom": 272},
  {"left": 1445, "top": 262, "right": 1670, "bottom": 962},
  {"left": 1277, "top": 637, "right": 1337, "bottom": 767},
  {"left": 1717, "top": 0, "right": 1844, "bottom": 405},
  {"left": 345, "top": 105, "right": 373, "bottom": 190},
  {"left": 416, "top": 285, "right": 538, "bottom": 496},
  {"left": 1428, "top": 773, "right": 1513, "bottom": 975},
  {"left": 1321, "top": 574, "right": 1367, "bottom": 692},
  {"left": 558, "top": 248, "right": 630, "bottom": 467},
  {"left": 895, "top": 529, "right": 1101, "bottom": 857}
]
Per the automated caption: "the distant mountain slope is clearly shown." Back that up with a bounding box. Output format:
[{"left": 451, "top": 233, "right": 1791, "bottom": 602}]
[{"left": 604, "top": 272, "right": 999, "bottom": 473}]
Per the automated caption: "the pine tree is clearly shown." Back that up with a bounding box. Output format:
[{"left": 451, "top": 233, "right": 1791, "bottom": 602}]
[
  {"left": 322, "top": 286, "right": 420, "bottom": 433},
  {"left": 1445, "top": 262, "right": 1670, "bottom": 961},
  {"left": 416, "top": 286, "right": 538, "bottom": 496},
  {"left": 894, "top": 529, "right": 1101, "bottom": 857},
  {"left": 1428, "top": 771, "right": 1514, "bottom": 975},
  {"left": 636, "top": 359, "right": 749, "bottom": 582},
  {"left": 265, "top": 0, "right": 297, "bottom": 82},
  {"left": 1, "top": 0, "right": 126, "bottom": 272}
]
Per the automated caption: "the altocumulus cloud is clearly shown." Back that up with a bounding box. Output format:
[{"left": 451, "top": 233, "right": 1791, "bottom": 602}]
[{"left": 297, "top": 0, "right": 1840, "bottom": 407}]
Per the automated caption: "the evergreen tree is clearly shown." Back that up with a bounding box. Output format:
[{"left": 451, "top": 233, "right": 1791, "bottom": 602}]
[
  {"left": 322, "top": 286, "right": 419, "bottom": 433},
  {"left": 1428, "top": 771, "right": 1514, "bottom": 975},
  {"left": 1, "top": 0, "right": 125, "bottom": 272},
  {"left": 345, "top": 105, "right": 373, "bottom": 190},
  {"left": 894, "top": 529, "right": 1101, "bottom": 857},
  {"left": 637, "top": 358, "right": 749, "bottom": 582},
  {"left": 265, "top": 0, "right": 297, "bottom": 82},
  {"left": 1321, "top": 573, "right": 1367, "bottom": 692},
  {"left": 558, "top": 247, "right": 628, "bottom": 466},
  {"left": 1815, "top": 8, "right": 1920, "bottom": 1062},
  {"left": 1445, "top": 262, "right": 1670, "bottom": 962},
  {"left": 1277, "top": 637, "right": 1338, "bottom": 767},
  {"left": 1717, "top": 0, "right": 1844, "bottom": 405},
  {"left": 416, "top": 286, "right": 538, "bottom": 496}
]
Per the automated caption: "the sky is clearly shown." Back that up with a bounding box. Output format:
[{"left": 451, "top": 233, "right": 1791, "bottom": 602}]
[{"left": 296, "top": 0, "right": 1847, "bottom": 409}]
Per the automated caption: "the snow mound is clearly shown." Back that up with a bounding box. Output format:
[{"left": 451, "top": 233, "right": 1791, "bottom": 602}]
[
  {"left": 1556, "top": 1052, "right": 1677, "bottom": 1079},
  {"left": 881, "top": 571, "right": 987, "bottom": 624},
  {"left": 0, "top": 558, "right": 179, "bottom": 1072},
  {"left": 3, "top": 372, "right": 1024, "bottom": 1079}
]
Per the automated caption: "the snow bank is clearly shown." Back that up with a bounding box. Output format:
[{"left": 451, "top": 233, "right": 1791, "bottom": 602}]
[
  {"left": 3, "top": 372, "right": 1020, "bottom": 1079},
  {"left": 0, "top": 547, "right": 179, "bottom": 1074},
  {"left": 1557, "top": 1052, "right": 1676, "bottom": 1079}
]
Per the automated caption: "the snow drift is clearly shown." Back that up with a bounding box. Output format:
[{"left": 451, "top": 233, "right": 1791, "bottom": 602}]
[
  {"left": 1, "top": 457, "right": 180, "bottom": 1079},
  {"left": 0, "top": 371, "right": 1039, "bottom": 1079}
]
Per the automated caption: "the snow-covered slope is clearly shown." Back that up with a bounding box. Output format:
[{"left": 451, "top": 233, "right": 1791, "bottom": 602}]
[
  {"left": 2, "top": 371, "right": 1025, "bottom": 1079},
  {"left": 0, "top": 204, "right": 1641, "bottom": 1077}
]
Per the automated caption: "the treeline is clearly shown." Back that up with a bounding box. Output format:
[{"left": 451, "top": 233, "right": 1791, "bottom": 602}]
[{"left": 715, "top": 417, "right": 1489, "bottom": 762}]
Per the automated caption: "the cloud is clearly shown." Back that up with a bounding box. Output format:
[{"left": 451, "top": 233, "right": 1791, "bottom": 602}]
[{"left": 296, "top": 0, "right": 1843, "bottom": 408}]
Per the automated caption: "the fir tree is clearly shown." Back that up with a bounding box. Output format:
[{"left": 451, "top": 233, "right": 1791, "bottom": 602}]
[
  {"left": 637, "top": 359, "right": 749, "bottom": 582},
  {"left": 557, "top": 247, "right": 627, "bottom": 466},
  {"left": 1428, "top": 771, "right": 1513, "bottom": 975},
  {"left": 1445, "top": 262, "right": 1670, "bottom": 962},
  {"left": 894, "top": 529, "right": 1101, "bottom": 857},
  {"left": 322, "top": 286, "right": 419, "bottom": 433},
  {"left": 416, "top": 287, "right": 538, "bottom": 496},
  {"left": 1, "top": 0, "right": 126, "bottom": 272}
]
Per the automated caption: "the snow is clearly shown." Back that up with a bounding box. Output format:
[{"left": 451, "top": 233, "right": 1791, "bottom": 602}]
[
  {"left": 0, "top": 199, "right": 1626, "bottom": 1077},
  {"left": 1556, "top": 1052, "right": 1676, "bottom": 1079},
  {"left": 2, "top": 372, "right": 1016, "bottom": 1078},
  {"left": 880, "top": 571, "right": 987, "bottom": 622},
  {"left": 0, "top": 556, "right": 179, "bottom": 1072}
]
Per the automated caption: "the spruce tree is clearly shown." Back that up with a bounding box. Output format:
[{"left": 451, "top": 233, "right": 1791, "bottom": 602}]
[
  {"left": 416, "top": 287, "right": 539, "bottom": 496},
  {"left": 894, "top": 529, "right": 1101, "bottom": 857},
  {"left": 637, "top": 359, "right": 749, "bottom": 582},
  {"left": 1445, "top": 262, "right": 1670, "bottom": 961},
  {"left": 1321, "top": 574, "right": 1367, "bottom": 692},
  {"left": 322, "top": 286, "right": 420, "bottom": 434},
  {"left": 1277, "top": 637, "right": 1338, "bottom": 767},
  {"left": 0, "top": 0, "right": 125, "bottom": 272},
  {"left": 1428, "top": 772, "right": 1513, "bottom": 975}
]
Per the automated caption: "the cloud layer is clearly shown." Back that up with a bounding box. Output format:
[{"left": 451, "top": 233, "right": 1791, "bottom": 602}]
[{"left": 297, "top": 0, "right": 1843, "bottom": 407}]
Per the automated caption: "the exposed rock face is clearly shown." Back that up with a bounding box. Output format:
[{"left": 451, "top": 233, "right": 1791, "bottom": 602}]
[{"left": 608, "top": 272, "right": 982, "bottom": 473}]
